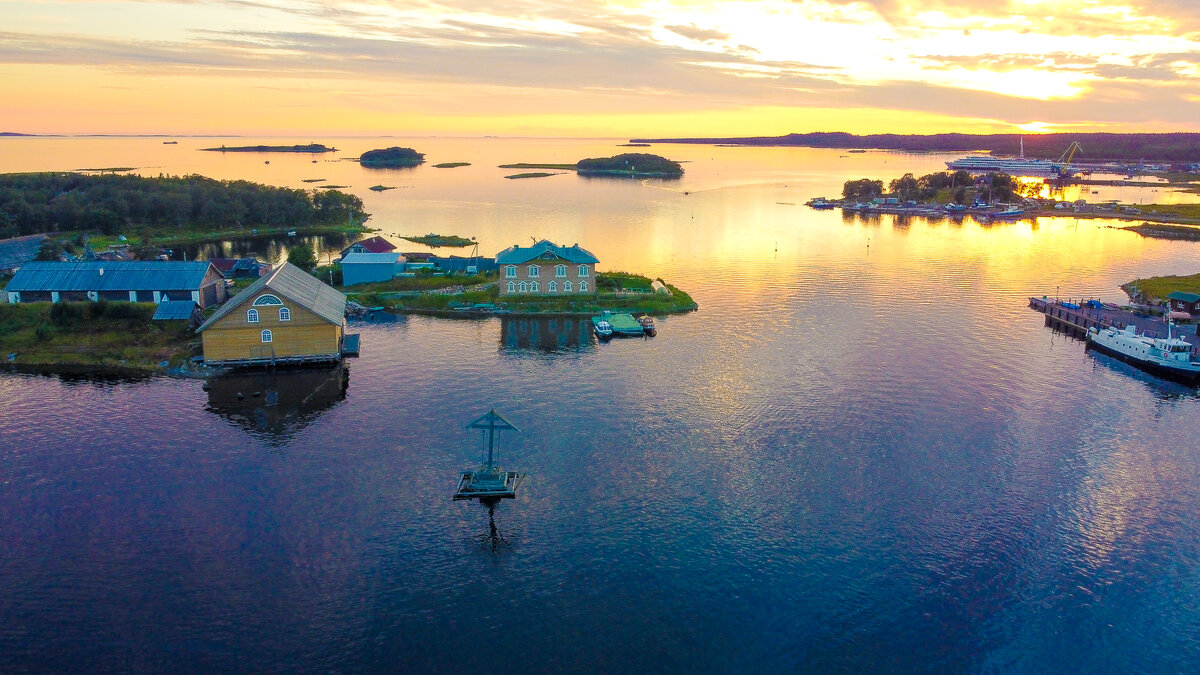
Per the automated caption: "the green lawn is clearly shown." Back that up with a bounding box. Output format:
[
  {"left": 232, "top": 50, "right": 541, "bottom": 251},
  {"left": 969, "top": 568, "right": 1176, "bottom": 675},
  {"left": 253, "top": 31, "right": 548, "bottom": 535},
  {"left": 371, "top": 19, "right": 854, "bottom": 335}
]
[{"left": 1125, "top": 272, "right": 1200, "bottom": 302}]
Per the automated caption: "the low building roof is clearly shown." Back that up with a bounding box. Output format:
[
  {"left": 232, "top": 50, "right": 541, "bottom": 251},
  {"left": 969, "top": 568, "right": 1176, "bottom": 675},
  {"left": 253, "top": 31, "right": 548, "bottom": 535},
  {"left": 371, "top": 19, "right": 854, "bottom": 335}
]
[
  {"left": 0, "top": 234, "right": 48, "bottom": 270},
  {"left": 341, "top": 252, "right": 404, "bottom": 264},
  {"left": 152, "top": 300, "right": 201, "bottom": 321},
  {"left": 341, "top": 236, "right": 396, "bottom": 254},
  {"left": 1167, "top": 291, "right": 1200, "bottom": 303},
  {"left": 495, "top": 240, "right": 599, "bottom": 265},
  {"left": 5, "top": 261, "right": 216, "bottom": 292},
  {"left": 198, "top": 262, "right": 346, "bottom": 331}
]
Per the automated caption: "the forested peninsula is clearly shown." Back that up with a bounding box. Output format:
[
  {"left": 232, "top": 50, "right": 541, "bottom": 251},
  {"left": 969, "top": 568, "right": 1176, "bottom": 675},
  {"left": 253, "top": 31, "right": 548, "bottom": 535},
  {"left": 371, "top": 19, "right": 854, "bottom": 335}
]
[
  {"left": 0, "top": 173, "right": 368, "bottom": 239},
  {"left": 629, "top": 132, "right": 1200, "bottom": 162}
]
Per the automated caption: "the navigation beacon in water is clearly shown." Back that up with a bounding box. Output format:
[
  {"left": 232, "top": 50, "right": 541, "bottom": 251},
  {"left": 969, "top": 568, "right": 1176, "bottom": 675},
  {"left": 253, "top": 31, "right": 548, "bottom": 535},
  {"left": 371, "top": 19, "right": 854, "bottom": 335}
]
[{"left": 453, "top": 409, "right": 525, "bottom": 502}]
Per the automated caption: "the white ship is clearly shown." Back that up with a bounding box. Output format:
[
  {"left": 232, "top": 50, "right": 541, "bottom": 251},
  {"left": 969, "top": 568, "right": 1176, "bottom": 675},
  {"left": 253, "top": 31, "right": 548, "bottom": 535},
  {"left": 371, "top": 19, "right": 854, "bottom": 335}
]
[
  {"left": 946, "top": 138, "right": 1064, "bottom": 177},
  {"left": 1087, "top": 323, "right": 1200, "bottom": 383}
]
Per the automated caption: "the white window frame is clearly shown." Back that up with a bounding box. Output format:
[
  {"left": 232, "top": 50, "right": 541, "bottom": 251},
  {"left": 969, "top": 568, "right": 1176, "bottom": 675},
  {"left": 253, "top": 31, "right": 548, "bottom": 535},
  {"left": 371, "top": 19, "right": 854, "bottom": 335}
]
[
  {"left": 247, "top": 308, "right": 259, "bottom": 323},
  {"left": 528, "top": 265, "right": 540, "bottom": 278},
  {"left": 253, "top": 294, "right": 283, "bottom": 306},
  {"left": 578, "top": 265, "right": 589, "bottom": 277},
  {"left": 519, "top": 281, "right": 528, "bottom": 293},
  {"left": 261, "top": 329, "right": 273, "bottom": 343},
  {"left": 548, "top": 280, "right": 558, "bottom": 292},
  {"left": 505, "top": 266, "right": 517, "bottom": 279},
  {"left": 579, "top": 280, "right": 588, "bottom": 292},
  {"left": 279, "top": 307, "right": 291, "bottom": 322},
  {"left": 507, "top": 281, "right": 516, "bottom": 293},
  {"left": 563, "top": 280, "right": 572, "bottom": 292},
  {"left": 530, "top": 281, "right": 539, "bottom": 292},
  {"left": 555, "top": 264, "right": 567, "bottom": 278}
]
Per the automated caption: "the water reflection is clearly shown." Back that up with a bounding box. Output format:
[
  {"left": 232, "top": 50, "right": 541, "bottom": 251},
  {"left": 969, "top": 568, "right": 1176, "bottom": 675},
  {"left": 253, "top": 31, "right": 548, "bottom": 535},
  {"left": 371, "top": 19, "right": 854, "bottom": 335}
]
[
  {"left": 1086, "top": 349, "right": 1200, "bottom": 401},
  {"left": 204, "top": 364, "right": 349, "bottom": 443},
  {"left": 499, "top": 316, "right": 595, "bottom": 355},
  {"left": 178, "top": 233, "right": 354, "bottom": 265},
  {"left": 470, "top": 501, "right": 515, "bottom": 554}
]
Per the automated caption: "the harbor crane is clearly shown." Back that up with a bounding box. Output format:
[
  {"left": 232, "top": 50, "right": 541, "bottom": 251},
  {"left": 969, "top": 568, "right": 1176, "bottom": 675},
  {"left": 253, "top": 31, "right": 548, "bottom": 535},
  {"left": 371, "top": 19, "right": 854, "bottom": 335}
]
[{"left": 1058, "top": 141, "right": 1083, "bottom": 173}]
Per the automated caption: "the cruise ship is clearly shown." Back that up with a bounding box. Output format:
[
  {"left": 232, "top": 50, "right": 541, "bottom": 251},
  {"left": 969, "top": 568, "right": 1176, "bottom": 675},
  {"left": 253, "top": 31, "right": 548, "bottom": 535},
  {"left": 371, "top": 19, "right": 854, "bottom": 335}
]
[
  {"left": 1087, "top": 323, "right": 1200, "bottom": 383},
  {"left": 945, "top": 138, "right": 1065, "bottom": 177}
]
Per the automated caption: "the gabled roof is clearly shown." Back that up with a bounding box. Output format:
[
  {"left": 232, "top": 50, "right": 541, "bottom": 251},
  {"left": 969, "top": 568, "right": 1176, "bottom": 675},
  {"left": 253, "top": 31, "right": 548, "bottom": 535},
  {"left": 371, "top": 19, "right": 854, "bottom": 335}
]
[
  {"left": 1167, "top": 291, "right": 1200, "bottom": 303},
  {"left": 198, "top": 262, "right": 346, "bottom": 331},
  {"left": 5, "top": 261, "right": 217, "bottom": 292},
  {"left": 208, "top": 257, "right": 264, "bottom": 274},
  {"left": 152, "top": 300, "right": 201, "bottom": 321},
  {"left": 342, "top": 236, "right": 396, "bottom": 254},
  {"left": 0, "top": 234, "right": 48, "bottom": 270},
  {"left": 341, "top": 252, "right": 403, "bottom": 264},
  {"left": 495, "top": 240, "right": 599, "bottom": 265}
]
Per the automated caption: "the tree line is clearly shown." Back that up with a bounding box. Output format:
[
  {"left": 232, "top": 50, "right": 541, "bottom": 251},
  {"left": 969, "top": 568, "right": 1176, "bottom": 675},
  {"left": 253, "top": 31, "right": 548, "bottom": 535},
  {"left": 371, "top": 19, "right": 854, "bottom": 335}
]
[
  {"left": 0, "top": 172, "right": 368, "bottom": 238},
  {"left": 844, "top": 170, "right": 1018, "bottom": 203}
]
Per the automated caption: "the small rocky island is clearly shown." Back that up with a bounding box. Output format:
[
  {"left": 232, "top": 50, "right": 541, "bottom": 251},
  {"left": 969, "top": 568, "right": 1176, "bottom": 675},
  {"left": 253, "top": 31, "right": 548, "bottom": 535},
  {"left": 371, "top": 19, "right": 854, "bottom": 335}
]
[
  {"left": 498, "top": 153, "right": 683, "bottom": 178},
  {"left": 360, "top": 147, "right": 425, "bottom": 168},
  {"left": 200, "top": 143, "right": 337, "bottom": 153}
]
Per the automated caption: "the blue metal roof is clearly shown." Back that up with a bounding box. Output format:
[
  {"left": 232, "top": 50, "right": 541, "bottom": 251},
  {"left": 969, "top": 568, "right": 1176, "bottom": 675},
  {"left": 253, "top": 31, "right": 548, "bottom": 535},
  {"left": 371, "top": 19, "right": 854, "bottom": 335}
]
[
  {"left": 5, "top": 261, "right": 216, "bottom": 292},
  {"left": 152, "top": 300, "right": 200, "bottom": 321},
  {"left": 495, "top": 240, "right": 598, "bottom": 265},
  {"left": 341, "top": 252, "right": 403, "bottom": 265},
  {"left": 1168, "top": 291, "right": 1200, "bottom": 303},
  {"left": 0, "top": 234, "right": 47, "bottom": 271}
]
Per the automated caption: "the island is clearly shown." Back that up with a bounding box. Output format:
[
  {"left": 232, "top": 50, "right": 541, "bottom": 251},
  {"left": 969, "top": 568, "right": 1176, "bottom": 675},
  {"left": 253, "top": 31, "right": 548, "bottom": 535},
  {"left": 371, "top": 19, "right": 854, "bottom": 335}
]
[
  {"left": 505, "top": 172, "right": 559, "bottom": 179},
  {"left": 400, "top": 233, "right": 474, "bottom": 247},
  {"left": 200, "top": 143, "right": 337, "bottom": 153},
  {"left": 369, "top": 185, "right": 397, "bottom": 191},
  {"left": 359, "top": 147, "right": 425, "bottom": 168},
  {"left": 497, "top": 153, "right": 684, "bottom": 178},
  {"left": 434, "top": 162, "right": 471, "bottom": 168}
]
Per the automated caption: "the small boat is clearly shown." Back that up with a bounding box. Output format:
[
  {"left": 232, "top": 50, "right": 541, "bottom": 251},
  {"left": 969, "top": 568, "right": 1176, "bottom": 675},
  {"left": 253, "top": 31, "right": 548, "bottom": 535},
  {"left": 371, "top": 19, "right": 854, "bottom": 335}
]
[
  {"left": 286, "top": 230, "right": 297, "bottom": 236},
  {"left": 592, "top": 317, "right": 613, "bottom": 339},
  {"left": 637, "top": 315, "right": 656, "bottom": 336},
  {"left": 805, "top": 197, "right": 836, "bottom": 209},
  {"left": 994, "top": 207, "right": 1024, "bottom": 218},
  {"left": 1087, "top": 322, "right": 1200, "bottom": 383}
]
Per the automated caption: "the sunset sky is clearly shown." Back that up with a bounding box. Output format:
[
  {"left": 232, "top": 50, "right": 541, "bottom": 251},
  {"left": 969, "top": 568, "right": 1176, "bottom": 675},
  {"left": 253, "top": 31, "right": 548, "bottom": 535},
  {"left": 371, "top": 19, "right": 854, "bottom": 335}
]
[{"left": 4, "top": 0, "right": 1200, "bottom": 136}]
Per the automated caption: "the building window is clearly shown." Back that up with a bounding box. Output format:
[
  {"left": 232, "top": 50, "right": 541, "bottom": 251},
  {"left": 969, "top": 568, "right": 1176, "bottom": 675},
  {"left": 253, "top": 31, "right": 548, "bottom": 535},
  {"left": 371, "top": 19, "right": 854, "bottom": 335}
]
[
  {"left": 261, "top": 329, "right": 273, "bottom": 343},
  {"left": 563, "top": 280, "right": 572, "bottom": 292},
  {"left": 528, "top": 265, "right": 540, "bottom": 278},
  {"left": 505, "top": 266, "right": 517, "bottom": 279},
  {"left": 548, "top": 281, "right": 558, "bottom": 292},
  {"left": 579, "top": 280, "right": 588, "bottom": 292},
  {"left": 279, "top": 307, "right": 291, "bottom": 321},
  {"left": 578, "top": 265, "right": 589, "bottom": 277},
  {"left": 506, "top": 281, "right": 516, "bottom": 293},
  {"left": 253, "top": 294, "right": 283, "bottom": 306},
  {"left": 555, "top": 264, "right": 567, "bottom": 278},
  {"left": 530, "top": 281, "right": 539, "bottom": 292},
  {"left": 519, "top": 281, "right": 528, "bottom": 293},
  {"left": 247, "top": 308, "right": 259, "bottom": 323}
]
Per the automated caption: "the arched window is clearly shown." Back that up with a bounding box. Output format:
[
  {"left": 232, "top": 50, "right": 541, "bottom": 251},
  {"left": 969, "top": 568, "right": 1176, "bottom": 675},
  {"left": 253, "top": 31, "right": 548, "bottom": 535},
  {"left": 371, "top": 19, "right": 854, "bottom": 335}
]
[
  {"left": 530, "top": 281, "right": 539, "bottom": 292},
  {"left": 555, "top": 264, "right": 567, "bottom": 278},
  {"left": 261, "top": 329, "right": 273, "bottom": 343},
  {"left": 579, "top": 280, "right": 588, "bottom": 292},
  {"left": 507, "top": 281, "right": 516, "bottom": 293},
  {"left": 253, "top": 294, "right": 283, "bottom": 306},
  {"left": 528, "top": 265, "right": 540, "bottom": 278},
  {"left": 563, "top": 280, "right": 572, "bottom": 292},
  {"left": 247, "top": 308, "right": 259, "bottom": 323},
  {"left": 519, "top": 281, "right": 528, "bottom": 293},
  {"left": 279, "top": 307, "right": 291, "bottom": 321},
  {"left": 548, "top": 281, "right": 558, "bottom": 292},
  {"left": 505, "top": 266, "right": 517, "bottom": 279},
  {"left": 578, "top": 265, "right": 589, "bottom": 277}
]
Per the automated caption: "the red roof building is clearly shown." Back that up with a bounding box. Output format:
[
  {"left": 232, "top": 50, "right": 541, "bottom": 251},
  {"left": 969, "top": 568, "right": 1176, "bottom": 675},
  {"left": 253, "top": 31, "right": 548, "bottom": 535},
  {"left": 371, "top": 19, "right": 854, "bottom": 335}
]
[{"left": 341, "top": 236, "right": 397, "bottom": 257}]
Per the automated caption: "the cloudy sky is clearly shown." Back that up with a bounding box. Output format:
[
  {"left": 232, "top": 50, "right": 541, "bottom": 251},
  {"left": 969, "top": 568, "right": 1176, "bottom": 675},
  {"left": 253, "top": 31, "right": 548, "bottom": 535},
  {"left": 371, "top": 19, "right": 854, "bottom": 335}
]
[{"left": 4, "top": 0, "right": 1200, "bottom": 136}]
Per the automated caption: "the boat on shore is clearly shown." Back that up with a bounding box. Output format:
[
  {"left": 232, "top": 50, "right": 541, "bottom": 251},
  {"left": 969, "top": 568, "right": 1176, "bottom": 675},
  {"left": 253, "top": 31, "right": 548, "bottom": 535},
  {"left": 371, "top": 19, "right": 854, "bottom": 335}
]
[{"left": 1087, "top": 322, "right": 1200, "bottom": 383}]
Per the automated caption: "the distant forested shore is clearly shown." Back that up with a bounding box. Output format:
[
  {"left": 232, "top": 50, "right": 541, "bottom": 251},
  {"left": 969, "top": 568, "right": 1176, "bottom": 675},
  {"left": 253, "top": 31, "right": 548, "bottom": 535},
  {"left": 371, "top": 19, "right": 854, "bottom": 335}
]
[
  {"left": 629, "top": 132, "right": 1200, "bottom": 162},
  {"left": 0, "top": 172, "right": 368, "bottom": 238}
]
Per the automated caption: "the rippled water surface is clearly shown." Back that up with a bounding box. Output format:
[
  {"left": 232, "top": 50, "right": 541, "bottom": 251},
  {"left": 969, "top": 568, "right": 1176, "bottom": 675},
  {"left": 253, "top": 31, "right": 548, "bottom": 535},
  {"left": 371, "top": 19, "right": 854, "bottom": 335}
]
[{"left": 3, "top": 138, "right": 1200, "bottom": 672}]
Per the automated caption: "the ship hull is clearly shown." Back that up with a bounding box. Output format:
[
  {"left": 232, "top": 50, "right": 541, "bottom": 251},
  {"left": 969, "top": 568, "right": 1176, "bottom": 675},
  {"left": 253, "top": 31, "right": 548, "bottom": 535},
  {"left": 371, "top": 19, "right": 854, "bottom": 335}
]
[{"left": 1087, "top": 338, "right": 1200, "bottom": 384}]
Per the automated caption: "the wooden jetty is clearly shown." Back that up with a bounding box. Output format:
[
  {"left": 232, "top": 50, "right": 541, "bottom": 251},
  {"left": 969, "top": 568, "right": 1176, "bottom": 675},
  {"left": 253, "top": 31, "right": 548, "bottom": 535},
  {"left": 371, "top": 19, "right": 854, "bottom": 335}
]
[{"left": 1028, "top": 297, "right": 1200, "bottom": 354}]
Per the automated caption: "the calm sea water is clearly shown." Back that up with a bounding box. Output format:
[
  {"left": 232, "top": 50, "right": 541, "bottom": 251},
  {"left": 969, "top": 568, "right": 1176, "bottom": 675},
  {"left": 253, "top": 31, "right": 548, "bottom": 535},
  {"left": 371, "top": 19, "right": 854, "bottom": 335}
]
[{"left": 2, "top": 137, "right": 1200, "bottom": 672}]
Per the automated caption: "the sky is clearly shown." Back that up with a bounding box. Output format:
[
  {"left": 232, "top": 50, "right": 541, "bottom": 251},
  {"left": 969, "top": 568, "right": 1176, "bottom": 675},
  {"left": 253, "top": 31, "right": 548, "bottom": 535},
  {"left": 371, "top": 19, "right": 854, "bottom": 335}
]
[{"left": 4, "top": 0, "right": 1200, "bottom": 136}]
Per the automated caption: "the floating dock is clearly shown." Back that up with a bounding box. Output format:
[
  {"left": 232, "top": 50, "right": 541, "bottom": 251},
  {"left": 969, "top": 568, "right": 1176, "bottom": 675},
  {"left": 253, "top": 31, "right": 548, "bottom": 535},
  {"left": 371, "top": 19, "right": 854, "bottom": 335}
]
[{"left": 1028, "top": 297, "right": 1200, "bottom": 353}]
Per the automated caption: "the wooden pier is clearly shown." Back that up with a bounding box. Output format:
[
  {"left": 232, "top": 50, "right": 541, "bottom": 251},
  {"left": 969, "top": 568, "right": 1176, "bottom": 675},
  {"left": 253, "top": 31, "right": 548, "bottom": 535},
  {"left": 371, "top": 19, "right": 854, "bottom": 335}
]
[{"left": 1028, "top": 297, "right": 1200, "bottom": 354}]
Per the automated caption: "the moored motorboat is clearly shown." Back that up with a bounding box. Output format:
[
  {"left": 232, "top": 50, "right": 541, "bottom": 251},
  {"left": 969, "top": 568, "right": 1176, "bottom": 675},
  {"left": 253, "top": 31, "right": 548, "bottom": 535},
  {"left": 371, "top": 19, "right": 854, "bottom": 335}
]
[
  {"left": 637, "top": 315, "right": 656, "bottom": 335},
  {"left": 1087, "top": 322, "right": 1200, "bottom": 383},
  {"left": 592, "top": 316, "right": 614, "bottom": 339}
]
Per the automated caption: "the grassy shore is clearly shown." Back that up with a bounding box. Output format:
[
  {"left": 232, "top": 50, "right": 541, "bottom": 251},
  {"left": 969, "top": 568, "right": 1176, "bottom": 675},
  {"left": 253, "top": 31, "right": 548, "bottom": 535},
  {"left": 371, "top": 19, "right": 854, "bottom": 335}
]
[
  {"left": 0, "top": 302, "right": 198, "bottom": 372},
  {"left": 1123, "top": 273, "right": 1200, "bottom": 302}
]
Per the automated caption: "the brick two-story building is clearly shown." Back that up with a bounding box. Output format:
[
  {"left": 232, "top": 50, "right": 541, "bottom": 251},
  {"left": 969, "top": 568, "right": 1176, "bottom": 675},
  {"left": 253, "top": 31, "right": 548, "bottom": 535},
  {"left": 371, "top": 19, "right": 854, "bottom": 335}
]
[{"left": 495, "top": 240, "right": 598, "bottom": 296}]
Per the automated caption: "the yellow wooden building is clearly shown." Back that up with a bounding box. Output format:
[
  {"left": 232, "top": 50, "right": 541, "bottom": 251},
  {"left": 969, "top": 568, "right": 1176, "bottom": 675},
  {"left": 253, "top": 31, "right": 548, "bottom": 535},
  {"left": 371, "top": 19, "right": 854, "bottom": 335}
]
[{"left": 198, "top": 262, "right": 347, "bottom": 365}]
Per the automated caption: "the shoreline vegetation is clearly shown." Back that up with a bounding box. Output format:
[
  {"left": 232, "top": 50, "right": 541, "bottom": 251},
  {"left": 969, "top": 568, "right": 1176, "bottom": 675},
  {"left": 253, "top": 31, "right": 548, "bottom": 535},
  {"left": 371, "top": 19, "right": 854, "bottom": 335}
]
[
  {"left": 200, "top": 144, "right": 337, "bottom": 153},
  {"left": 399, "top": 233, "right": 474, "bottom": 247},
  {"left": 433, "top": 162, "right": 470, "bottom": 168},
  {"left": 0, "top": 302, "right": 197, "bottom": 373},
  {"left": 498, "top": 153, "right": 684, "bottom": 178},
  {"left": 1122, "top": 273, "right": 1200, "bottom": 303},
  {"left": 0, "top": 172, "right": 369, "bottom": 245},
  {"left": 359, "top": 147, "right": 424, "bottom": 168},
  {"left": 347, "top": 272, "right": 698, "bottom": 317},
  {"left": 629, "top": 132, "right": 1200, "bottom": 162}
]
